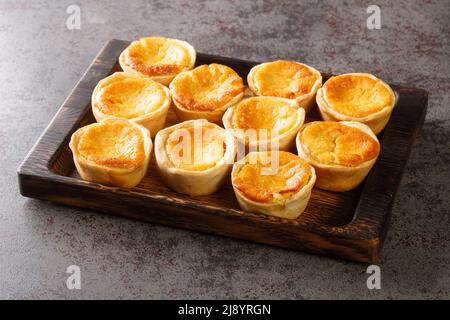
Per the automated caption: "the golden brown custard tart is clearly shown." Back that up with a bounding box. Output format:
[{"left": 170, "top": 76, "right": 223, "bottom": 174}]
[
  {"left": 222, "top": 96, "right": 304, "bottom": 152},
  {"left": 296, "top": 121, "right": 380, "bottom": 192},
  {"left": 247, "top": 60, "right": 322, "bottom": 113},
  {"left": 92, "top": 72, "right": 171, "bottom": 137},
  {"left": 231, "top": 151, "right": 316, "bottom": 219},
  {"left": 169, "top": 64, "right": 245, "bottom": 124},
  {"left": 119, "top": 37, "right": 196, "bottom": 86},
  {"left": 69, "top": 119, "right": 152, "bottom": 188},
  {"left": 316, "top": 73, "right": 396, "bottom": 135},
  {"left": 154, "top": 119, "right": 236, "bottom": 196}
]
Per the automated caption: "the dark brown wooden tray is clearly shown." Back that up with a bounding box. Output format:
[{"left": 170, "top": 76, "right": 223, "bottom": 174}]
[{"left": 18, "top": 39, "right": 428, "bottom": 263}]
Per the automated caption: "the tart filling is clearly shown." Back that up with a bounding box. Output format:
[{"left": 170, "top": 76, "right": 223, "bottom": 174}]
[
  {"left": 247, "top": 60, "right": 322, "bottom": 113},
  {"left": 299, "top": 121, "right": 379, "bottom": 167},
  {"left": 77, "top": 121, "right": 146, "bottom": 169},
  {"left": 251, "top": 60, "right": 320, "bottom": 98},
  {"left": 316, "top": 73, "right": 396, "bottom": 135},
  {"left": 222, "top": 96, "right": 305, "bottom": 151},
  {"left": 165, "top": 126, "right": 226, "bottom": 171},
  {"left": 230, "top": 97, "right": 298, "bottom": 138},
  {"left": 119, "top": 37, "right": 196, "bottom": 85},
  {"left": 170, "top": 63, "right": 244, "bottom": 111},
  {"left": 93, "top": 72, "right": 170, "bottom": 119},
  {"left": 233, "top": 151, "right": 311, "bottom": 203},
  {"left": 322, "top": 74, "right": 395, "bottom": 117}
]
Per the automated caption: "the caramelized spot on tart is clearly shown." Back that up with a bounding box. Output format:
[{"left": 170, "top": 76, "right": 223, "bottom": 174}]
[
  {"left": 124, "top": 37, "right": 191, "bottom": 76},
  {"left": 171, "top": 64, "right": 244, "bottom": 111},
  {"left": 323, "top": 74, "right": 394, "bottom": 117},
  {"left": 300, "top": 121, "right": 379, "bottom": 167},
  {"left": 78, "top": 122, "right": 145, "bottom": 169},
  {"left": 95, "top": 76, "right": 168, "bottom": 118},
  {"left": 165, "top": 126, "right": 226, "bottom": 171},
  {"left": 253, "top": 60, "right": 319, "bottom": 99},
  {"left": 234, "top": 151, "right": 311, "bottom": 203},
  {"left": 231, "top": 97, "right": 297, "bottom": 139}
]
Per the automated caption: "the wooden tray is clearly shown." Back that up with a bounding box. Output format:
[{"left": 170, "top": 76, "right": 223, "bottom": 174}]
[{"left": 18, "top": 39, "right": 428, "bottom": 263}]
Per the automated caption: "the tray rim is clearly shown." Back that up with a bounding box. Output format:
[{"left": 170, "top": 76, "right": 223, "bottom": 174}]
[{"left": 17, "top": 39, "right": 428, "bottom": 263}]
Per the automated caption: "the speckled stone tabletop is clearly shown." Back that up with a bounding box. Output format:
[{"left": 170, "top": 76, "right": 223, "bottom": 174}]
[{"left": 1, "top": 0, "right": 449, "bottom": 299}]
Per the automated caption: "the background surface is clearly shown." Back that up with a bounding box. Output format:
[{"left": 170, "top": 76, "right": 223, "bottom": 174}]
[{"left": 0, "top": 0, "right": 449, "bottom": 299}]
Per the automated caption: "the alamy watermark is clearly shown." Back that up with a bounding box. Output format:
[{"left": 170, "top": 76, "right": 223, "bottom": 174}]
[
  {"left": 367, "top": 5, "right": 381, "bottom": 30},
  {"left": 167, "top": 123, "right": 281, "bottom": 175},
  {"left": 66, "top": 265, "right": 81, "bottom": 290},
  {"left": 66, "top": 5, "right": 81, "bottom": 30},
  {"left": 366, "top": 265, "right": 381, "bottom": 290},
  {"left": 65, "top": 4, "right": 380, "bottom": 31},
  {"left": 65, "top": 4, "right": 381, "bottom": 33}
]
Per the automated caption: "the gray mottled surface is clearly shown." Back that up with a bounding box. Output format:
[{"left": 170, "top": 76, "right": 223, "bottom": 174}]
[{"left": 0, "top": 0, "right": 449, "bottom": 299}]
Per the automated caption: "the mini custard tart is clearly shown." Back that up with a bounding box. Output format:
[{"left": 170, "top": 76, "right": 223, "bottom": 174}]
[
  {"left": 119, "top": 37, "right": 196, "bottom": 86},
  {"left": 154, "top": 119, "right": 237, "bottom": 196},
  {"left": 316, "top": 73, "right": 396, "bottom": 135},
  {"left": 231, "top": 151, "right": 316, "bottom": 219},
  {"left": 222, "top": 96, "right": 305, "bottom": 152},
  {"left": 247, "top": 60, "right": 322, "bottom": 113},
  {"left": 296, "top": 121, "right": 380, "bottom": 192},
  {"left": 169, "top": 64, "right": 245, "bottom": 124},
  {"left": 92, "top": 72, "right": 171, "bottom": 137},
  {"left": 69, "top": 119, "right": 152, "bottom": 188}
]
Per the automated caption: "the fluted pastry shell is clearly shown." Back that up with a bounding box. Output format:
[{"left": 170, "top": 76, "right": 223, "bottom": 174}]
[
  {"left": 316, "top": 73, "right": 396, "bottom": 135},
  {"left": 296, "top": 121, "right": 380, "bottom": 192},
  {"left": 69, "top": 119, "right": 152, "bottom": 188},
  {"left": 119, "top": 37, "right": 196, "bottom": 86},
  {"left": 91, "top": 72, "right": 171, "bottom": 137},
  {"left": 222, "top": 96, "right": 305, "bottom": 153},
  {"left": 169, "top": 64, "right": 245, "bottom": 124},
  {"left": 231, "top": 151, "right": 316, "bottom": 219},
  {"left": 247, "top": 60, "right": 322, "bottom": 113},
  {"left": 154, "top": 119, "right": 237, "bottom": 196}
]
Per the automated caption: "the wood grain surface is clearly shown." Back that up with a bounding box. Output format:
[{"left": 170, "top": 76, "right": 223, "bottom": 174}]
[{"left": 17, "top": 39, "right": 428, "bottom": 263}]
